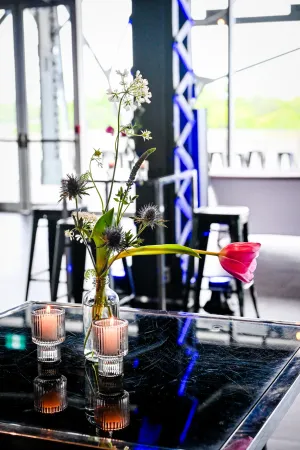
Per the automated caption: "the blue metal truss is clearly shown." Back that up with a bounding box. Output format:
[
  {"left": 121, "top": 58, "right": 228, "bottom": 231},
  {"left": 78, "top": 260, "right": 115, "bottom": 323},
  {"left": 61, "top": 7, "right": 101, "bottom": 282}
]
[{"left": 172, "top": 0, "right": 200, "bottom": 276}]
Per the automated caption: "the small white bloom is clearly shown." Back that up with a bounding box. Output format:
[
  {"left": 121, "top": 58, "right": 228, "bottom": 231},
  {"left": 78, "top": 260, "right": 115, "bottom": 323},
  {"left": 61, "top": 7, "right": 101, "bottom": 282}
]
[
  {"left": 65, "top": 230, "right": 74, "bottom": 240},
  {"left": 141, "top": 130, "right": 152, "bottom": 141},
  {"left": 116, "top": 69, "right": 129, "bottom": 77},
  {"left": 72, "top": 211, "right": 98, "bottom": 223},
  {"left": 107, "top": 88, "right": 120, "bottom": 102}
]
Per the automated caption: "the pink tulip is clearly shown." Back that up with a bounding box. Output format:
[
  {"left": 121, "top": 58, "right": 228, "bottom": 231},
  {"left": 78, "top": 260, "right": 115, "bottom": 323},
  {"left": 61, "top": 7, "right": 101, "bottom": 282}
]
[
  {"left": 105, "top": 126, "right": 114, "bottom": 135},
  {"left": 219, "top": 242, "right": 261, "bottom": 283},
  {"left": 225, "top": 437, "right": 253, "bottom": 450}
]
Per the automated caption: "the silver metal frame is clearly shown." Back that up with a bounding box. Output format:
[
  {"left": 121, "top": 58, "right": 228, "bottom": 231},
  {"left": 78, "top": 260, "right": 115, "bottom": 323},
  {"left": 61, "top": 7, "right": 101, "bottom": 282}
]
[
  {"left": 0, "top": 0, "right": 82, "bottom": 212},
  {"left": 154, "top": 169, "right": 198, "bottom": 310}
]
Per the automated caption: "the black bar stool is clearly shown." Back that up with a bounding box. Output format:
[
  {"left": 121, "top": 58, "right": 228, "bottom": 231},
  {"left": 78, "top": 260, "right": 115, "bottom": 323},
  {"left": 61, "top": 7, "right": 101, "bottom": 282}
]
[
  {"left": 185, "top": 206, "right": 259, "bottom": 318},
  {"left": 25, "top": 204, "right": 77, "bottom": 302},
  {"left": 51, "top": 218, "right": 86, "bottom": 303}
]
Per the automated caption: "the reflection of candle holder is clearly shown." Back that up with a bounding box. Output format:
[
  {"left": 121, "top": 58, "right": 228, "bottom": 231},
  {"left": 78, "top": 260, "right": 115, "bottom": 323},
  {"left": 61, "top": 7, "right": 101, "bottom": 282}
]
[
  {"left": 34, "top": 374, "right": 67, "bottom": 414},
  {"left": 92, "top": 318, "right": 128, "bottom": 377},
  {"left": 38, "top": 361, "right": 60, "bottom": 378},
  {"left": 31, "top": 307, "right": 65, "bottom": 362},
  {"left": 95, "top": 390, "right": 130, "bottom": 431}
]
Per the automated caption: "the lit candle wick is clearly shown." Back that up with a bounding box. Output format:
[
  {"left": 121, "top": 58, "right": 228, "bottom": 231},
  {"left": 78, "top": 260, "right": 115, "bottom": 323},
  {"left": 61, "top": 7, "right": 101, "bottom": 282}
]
[
  {"left": 109, "top": 317, "right": 114, "bottom": 326},
  {"left": 46, "top": 305, "right": 51, "bottom": 314}
]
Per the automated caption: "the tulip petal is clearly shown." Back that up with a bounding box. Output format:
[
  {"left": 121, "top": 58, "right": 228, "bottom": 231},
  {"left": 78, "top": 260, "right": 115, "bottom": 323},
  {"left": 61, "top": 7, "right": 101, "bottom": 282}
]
[{"left": 219, "top": 256, "right": 254, "bottom": 283}]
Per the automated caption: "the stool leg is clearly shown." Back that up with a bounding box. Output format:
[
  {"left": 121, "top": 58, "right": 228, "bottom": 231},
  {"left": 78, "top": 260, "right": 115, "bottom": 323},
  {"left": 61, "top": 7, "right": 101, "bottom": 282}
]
[
  {"left": 243, "top": 223, "right": 260, "bottom": 318},
  {"left": 183, "top": 254, "right": 194, "bottom": 311},
  {"left": 51, "top": 225, "right": 65, "bottom": 302},
  {"left": 184, "top": 216, "right": 198, "bottom": 311},
  {"left": 48, "top": 218, "right": 57, "bottom": 281},
  {"left": 194, "top": 221, "right": 209, "bottom": 313},
  {"left": 71, "top": 240, "right": 86, "bottom": 303},
  {"left": 249, "top": 283, "right": 260, "bottom": 318},
  {"left": 25, "top": 213, "right": 39, "bottom": 302},
  {"left": 229, "top": 220, "right": 245, "bottom": 317},
  {"left": 123, "top": 258, "right": 135, "bottom": 298}
]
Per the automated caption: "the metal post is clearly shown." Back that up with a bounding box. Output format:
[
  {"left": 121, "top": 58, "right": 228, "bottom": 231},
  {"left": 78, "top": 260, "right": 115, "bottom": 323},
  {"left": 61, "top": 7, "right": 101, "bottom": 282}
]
[
  {"left": 155, "top": 179, "right": 167, "bottom": 310},
  {"left": 228, "top": 0, "right": 234, "bottom": 167},
  {"left": 36, "top": 7, "right": 63, "bottom": 184},
  {"left": 13, "top": 4, "right": 31, "bottom": 211},
  {"left": 69, "top": 0, "right": 83, "bottom": 176}
]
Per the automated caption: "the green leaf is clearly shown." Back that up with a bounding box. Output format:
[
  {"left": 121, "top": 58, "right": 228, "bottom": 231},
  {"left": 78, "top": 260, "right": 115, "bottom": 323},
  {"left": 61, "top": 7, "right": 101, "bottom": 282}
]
[
  {"left": 91, "top": 208, "right": 114, "bottom": 247},
  {"left": 112, "top": 244, "right": 200, "bottom": 262}
]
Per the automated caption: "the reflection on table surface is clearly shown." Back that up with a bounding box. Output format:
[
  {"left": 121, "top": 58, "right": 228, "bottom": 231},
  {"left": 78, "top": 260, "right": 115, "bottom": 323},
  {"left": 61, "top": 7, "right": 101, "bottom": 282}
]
[{"left": 0, "top": 302, "right": 300, "bottom": 450}]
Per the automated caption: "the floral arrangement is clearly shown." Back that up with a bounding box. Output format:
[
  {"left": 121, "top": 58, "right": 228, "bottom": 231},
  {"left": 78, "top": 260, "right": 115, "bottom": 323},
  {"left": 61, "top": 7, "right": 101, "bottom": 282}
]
[{"left": 59, "top": 69, "right": 260, "bottom": 322}]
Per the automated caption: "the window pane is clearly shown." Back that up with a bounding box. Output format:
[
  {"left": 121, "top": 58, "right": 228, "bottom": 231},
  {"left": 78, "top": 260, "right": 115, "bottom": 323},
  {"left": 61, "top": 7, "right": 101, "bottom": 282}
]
[
  {"left": 82, "top": 0, "right": 133, "bottom": 173},
  {"left": 0, "top": 10, "right": 19, "bottom": 203},
  {"left": 233, "top": 21, "right": 300, "bottom": 170},
  {"left": 192, "top": 24, "right": 228, "bottom": 166}
]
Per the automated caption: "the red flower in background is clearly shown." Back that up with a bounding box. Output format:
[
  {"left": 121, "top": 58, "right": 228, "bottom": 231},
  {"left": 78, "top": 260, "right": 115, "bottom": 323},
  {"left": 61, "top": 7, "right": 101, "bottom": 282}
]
[
  {"left": 219, "top": 242, "right": 261, "bottom": 283},
  {"left": 105, "top": 126, "right": 114, "bottom": 135}
]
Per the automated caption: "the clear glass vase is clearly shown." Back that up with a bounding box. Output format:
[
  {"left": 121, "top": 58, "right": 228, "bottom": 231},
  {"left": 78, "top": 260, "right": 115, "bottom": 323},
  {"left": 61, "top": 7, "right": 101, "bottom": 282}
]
[{"left": 83, "top": 281, "right": 119, "bottom": 362}]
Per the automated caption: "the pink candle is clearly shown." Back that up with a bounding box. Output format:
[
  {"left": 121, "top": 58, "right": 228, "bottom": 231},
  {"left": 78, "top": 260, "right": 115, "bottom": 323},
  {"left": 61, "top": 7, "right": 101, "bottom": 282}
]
[
  {"left": 41, "top": 306, "right": 59, "bottom": 341},
  {"left": 32, "top": 306, "right": 65, "bottom": 344},
  {"left": 93, "top": 318, "right": 128, "bottom": 357}
]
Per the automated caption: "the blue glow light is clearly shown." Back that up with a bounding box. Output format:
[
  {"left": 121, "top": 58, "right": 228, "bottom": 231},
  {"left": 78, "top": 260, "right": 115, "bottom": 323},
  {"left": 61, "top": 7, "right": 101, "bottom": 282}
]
[
  {"left": 178, "top": 351, "right": 198, "bottom": 396},
  {"left": 138, "top": 418, "right": 162, "bottom": 445},
  {"left": 133, "top": 358, "right": 139, "bottom": 369},
  {"left": 67, "top": 264, "right": 72, "bottom": 273},
  {"left": 177, "top": 318, "right": 192, "bottom": 346},
  {"left": 180, "top": 399, "right": 198, "bottom": 443}
]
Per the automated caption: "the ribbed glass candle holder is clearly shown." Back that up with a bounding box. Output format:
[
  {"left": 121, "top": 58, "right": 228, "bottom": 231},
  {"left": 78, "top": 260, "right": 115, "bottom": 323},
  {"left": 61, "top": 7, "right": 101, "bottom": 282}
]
[
  {"left": 92, "top": 318, "right": 128, "bottom": 377},
  {"left": 31, "top": 307, "right": 65, "bottom": 345},
  {"left": 95, "top": 391, "right": 130, "bottom": 431},
  {"left": 34, "top": 375, "right": 67, "bottom": 414}
]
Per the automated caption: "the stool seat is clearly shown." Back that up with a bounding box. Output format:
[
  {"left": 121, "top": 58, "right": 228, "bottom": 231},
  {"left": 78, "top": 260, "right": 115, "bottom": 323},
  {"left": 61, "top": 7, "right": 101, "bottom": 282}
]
[{"left": 194, "top": 206, "right": 249, "bottom": 224}]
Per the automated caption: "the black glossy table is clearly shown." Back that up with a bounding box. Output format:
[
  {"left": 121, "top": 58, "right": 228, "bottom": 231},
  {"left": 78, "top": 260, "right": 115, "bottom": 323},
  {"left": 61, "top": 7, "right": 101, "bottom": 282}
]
[{"left": 1, "top": 302, "right": 300, "bottom": 450}]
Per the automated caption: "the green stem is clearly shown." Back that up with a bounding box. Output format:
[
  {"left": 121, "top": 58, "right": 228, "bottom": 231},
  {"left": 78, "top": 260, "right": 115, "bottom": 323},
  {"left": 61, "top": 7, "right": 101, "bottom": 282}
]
[
  {"left": 195, "top": 250, "right": 220, "bottom": 256},
  {"left": 75, "top": 197, "right": 79, "bottom": 222},
  {"left": 105, "top": 94, "right": 125, "bottom": 212},
  {"left": 89, "top": 159, "right": 105, "bottom": 213}
]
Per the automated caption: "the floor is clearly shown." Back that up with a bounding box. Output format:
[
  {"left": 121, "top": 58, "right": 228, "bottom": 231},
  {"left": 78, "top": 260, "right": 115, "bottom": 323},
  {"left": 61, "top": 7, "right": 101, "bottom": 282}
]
[{"left": 0, "top": 212, "right": 299, "bottom": 449}]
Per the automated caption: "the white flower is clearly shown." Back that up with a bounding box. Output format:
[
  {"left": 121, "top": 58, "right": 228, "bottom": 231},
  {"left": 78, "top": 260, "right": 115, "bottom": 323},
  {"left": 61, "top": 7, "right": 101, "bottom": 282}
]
[
  {"left": 65, "top": 230, "right": 74, "bottom": 240},
  {"left": 141, "top": 130, "right": 152, "bottom": 141},
  {"left": 107, "top": 88, "right": 120, "bottom": 103},
  {"left": 72, "top": 212, "right": 98, "bottom": 223},
  {"left": 123, "top": 95, "right": 134, "bottom": 111},
  {"left": 116, "top": 69, "right": 129, "bottom": 77}
]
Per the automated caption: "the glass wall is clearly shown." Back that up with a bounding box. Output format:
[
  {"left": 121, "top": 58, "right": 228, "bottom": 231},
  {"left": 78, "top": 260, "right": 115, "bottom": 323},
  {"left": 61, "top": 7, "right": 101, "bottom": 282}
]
[{"left": 191, "top": 0, "right": 300, "bottom": 173}]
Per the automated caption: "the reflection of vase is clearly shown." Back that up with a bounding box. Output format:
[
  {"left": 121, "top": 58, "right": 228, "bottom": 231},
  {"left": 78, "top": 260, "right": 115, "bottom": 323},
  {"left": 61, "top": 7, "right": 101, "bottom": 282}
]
[
  {"left": 34, "top": 375, "right": 67, "bottom": 414},
  {"left": 95, "top": 391, "right": 130, "bottom": 432},
  {"left": 84, "top": 362, "right": 98, "bottom": 425},
  {"left": 83, "top": 283, "right": 119, "bottom": 362}
]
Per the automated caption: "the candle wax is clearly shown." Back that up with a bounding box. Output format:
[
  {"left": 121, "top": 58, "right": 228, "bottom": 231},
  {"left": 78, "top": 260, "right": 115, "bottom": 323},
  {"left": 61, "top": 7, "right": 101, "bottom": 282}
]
[
  {"left": 102, "top": 319, "right": 120, "bottom": 356},
  {"left": 41, "top": 310, "right": 58, "bottom": 341}
]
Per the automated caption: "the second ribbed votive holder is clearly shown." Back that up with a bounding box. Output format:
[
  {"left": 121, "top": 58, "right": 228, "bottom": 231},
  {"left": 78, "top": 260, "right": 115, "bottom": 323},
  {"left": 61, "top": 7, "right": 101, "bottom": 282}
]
[
  {"left": 31, "top": 306, "right": 65, "bottom": 362},
  {"left": 92, "top": 318, "right": 128, "bottom": 377},
  {"left": 34, "top": 375, "right": 67, "bottom": 414}
]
